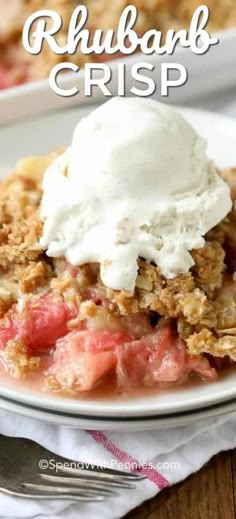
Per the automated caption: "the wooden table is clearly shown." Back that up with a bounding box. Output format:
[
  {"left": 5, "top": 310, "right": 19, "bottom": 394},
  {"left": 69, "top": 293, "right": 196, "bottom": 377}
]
[{"left": 126, "top": 450, "right": 236, "bottom": 518}]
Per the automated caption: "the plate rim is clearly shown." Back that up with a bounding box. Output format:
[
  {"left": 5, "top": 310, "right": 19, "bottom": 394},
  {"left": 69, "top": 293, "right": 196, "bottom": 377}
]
[{"left": 0, "top": 391, "right": 235, "bottom": 430}]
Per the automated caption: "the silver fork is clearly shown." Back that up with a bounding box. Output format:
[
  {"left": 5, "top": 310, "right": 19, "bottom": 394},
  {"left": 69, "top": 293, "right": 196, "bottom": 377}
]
[{"left": 0, "top": 434, "right": 145, "bottom": 501}]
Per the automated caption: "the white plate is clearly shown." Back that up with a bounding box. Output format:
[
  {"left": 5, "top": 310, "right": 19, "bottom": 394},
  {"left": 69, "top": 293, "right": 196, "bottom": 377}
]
[{"left": 0, "top": 104, "right": 236, "bottom": 430}]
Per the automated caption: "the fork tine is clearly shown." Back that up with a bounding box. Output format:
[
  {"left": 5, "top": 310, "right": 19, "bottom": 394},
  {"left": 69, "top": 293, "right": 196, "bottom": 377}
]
[
  {"left": 40, "top": 474, "right": 118, "bottom": 495},
  {"left": 0, "top": 487, "right": 104, "bottom": 502},
  {"left": 24, "top": 482, "right": 110, "bottom": 498},
  {"left": 54, "top": 461, "right": 145, "bottom": 480},
  {"left": 41, "top": 472, "right": 135, "bottom": 489},
  {"left": 58, "top": 465, "right": 145, "bottom": 482}
]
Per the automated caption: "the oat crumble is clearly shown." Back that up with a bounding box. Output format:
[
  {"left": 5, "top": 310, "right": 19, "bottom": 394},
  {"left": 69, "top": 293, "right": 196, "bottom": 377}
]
[{"left": 0, "top": 151, "right": 234, "bottom": 391}]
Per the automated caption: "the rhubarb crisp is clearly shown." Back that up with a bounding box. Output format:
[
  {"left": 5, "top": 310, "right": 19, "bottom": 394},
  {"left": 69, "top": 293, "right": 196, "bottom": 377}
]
[
  {"left": 1, "top": 0, "right": 236, "bottom": 89},
  {"left": 0, "top": 152, "right": 235, "bottom": 394}
]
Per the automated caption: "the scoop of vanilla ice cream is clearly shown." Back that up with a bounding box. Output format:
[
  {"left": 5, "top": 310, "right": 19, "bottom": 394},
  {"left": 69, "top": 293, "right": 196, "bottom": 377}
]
[{"left": 40, "top": 98, "right": 232, "bottom": 293}]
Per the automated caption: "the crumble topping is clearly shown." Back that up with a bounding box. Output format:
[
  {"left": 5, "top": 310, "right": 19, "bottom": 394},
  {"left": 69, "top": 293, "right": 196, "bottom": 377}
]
[
  {"left": 187, "top": 329, "right": 236, "bottom": 361},
  {"left": 0, "top": 151, "right": 235, "bottom": 386},
  {"left": 1, "top": 340, "right": 41, "bottom": 378},
  {"left": 20, "top": 261, "right": 53, "bottom": 294}
]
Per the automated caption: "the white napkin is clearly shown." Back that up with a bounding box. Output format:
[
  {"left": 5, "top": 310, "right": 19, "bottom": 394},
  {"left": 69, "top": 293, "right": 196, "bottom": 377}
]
[{"left": 0, "top": 410, "right": 235, "bottom": 519}]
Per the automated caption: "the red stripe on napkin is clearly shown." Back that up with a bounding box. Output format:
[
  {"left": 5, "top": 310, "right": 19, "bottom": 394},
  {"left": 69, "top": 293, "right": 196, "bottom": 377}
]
[{"left": 87, "top": 430, "right": 170, "bottom": 489}]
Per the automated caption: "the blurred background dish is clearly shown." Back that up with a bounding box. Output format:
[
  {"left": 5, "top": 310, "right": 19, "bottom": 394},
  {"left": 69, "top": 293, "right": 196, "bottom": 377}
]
[{"left": 0, "top": 0, "right": 236, "bottom": 90}]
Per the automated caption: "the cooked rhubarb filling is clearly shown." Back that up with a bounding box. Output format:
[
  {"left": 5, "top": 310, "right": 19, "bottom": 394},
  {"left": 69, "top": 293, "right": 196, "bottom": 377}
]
[
  {"left": 1, "top": 0, "right": 236, "bottom": 89},
  {"left": 0, "top": 152, "right": 235, "bottom": 394}
]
